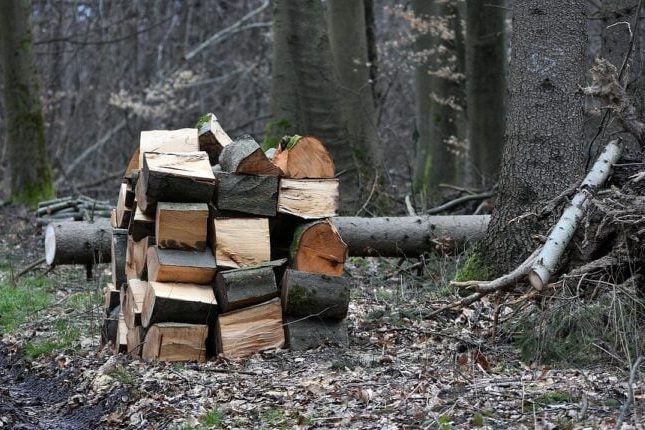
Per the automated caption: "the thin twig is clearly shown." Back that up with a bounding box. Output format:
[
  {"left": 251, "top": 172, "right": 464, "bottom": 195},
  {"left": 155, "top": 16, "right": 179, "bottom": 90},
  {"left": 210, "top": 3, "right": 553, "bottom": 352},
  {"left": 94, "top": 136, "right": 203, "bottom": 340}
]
[
  {"left": 427, "top": 190, "right": 495, "bottom": 215},
  {"left": 616, "top": 355, "right": 644, "bottom": 429},
  {"left": 16, "top": 258, "right": 46, "bottom": 279},
  {"left": 355, "top": 171, "right": 379, "bottom": 216}
]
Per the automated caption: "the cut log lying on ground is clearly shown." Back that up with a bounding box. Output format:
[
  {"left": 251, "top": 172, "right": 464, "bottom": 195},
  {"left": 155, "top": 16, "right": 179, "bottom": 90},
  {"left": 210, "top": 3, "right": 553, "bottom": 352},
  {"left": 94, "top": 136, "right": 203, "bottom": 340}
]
[
  {"left": 127, "top": 325, "right": 145, "bottom": 356},
  {"left": 115, "top": 183, "right": 133, "bottom": 228},
  {"left": 211, "top": 217, "right": 271, "bottom": 269},
  {"left": 528, "top": 139, "right": 623, "bottom": 290},
  {"left": 278, "top": 179, "right": 339, "bottom": 219},
  {"left": 155, "top": 202, "right": 208, "bottom": 250},
  {"left": 141, "top": 281, "right": 218, "bottom": 327},
  {"left": 136, "top": 151, "right": 215, "bottom": 215},
  {"left": 126, "top": 236, "right": 154, "bottom": 281},
  {"left": 216, "top": 297, "right": 284, "bottom": 359},
  {"left": 213, "top": 172, "right": 278, "bottom": 217},
  {"left": 123, "top": 279, "right": 148, "bottom": 328},
  {"left": 219, "top": 134, "right": 282, "bottom": 176},
  {"left": 146, "top": 246, "right": 217, "bottom": 284},
  {"left": 290, "top": 219, "right": 347, "bottom": 276},
  {"left": 142, "top": 323, "right": 208, "bottom": 362},
  {"left": 281, "top": 269, "right": 350, "bottom": 319},
  {"left": 45, "top": 219, "right": 112, "bottom": 266},
  {"left": 271, "top": 135, "right": 335, "bottom": 179},
  {"left": 198, "top": 113, "right": 233, "bottom": 164},
  {"left": 214, "top": 265, "right": 278, "bottom": 312},
  {"left": 332, "top": 215, "right": 491, "bottom": 257},
  {"left": 138, "top": 128, "right": 199, "bottom": 168},
  {"left": 36, "top": 195, "right": 112, "bottom": 226},
  {"left": 111, "top": 228, "right": 127, "bottom": 289},
  {"left": 284, "top": 317, "right": 349, "bottom": 351},
  {"left": 104, "top": 282, "right": 119, "bottom": 313},
  {"left": 129, "top": 205, "right": 155, "bottom": 241}
]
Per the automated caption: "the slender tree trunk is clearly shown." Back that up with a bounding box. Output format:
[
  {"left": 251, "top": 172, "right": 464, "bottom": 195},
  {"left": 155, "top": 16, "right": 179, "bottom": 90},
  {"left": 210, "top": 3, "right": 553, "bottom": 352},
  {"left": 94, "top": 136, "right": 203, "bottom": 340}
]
[
  {"left": 270, "top": 0, "right": 358, "bottom": 213},
  {"left": 413, "top": 0, "right": 466, "bottom": 208},
  {"left": 0, "top": 0, "right": 54, "bottom": 206},
  {"left": 483, "top": 0, "right": 587, "bottom": 273},
  {"left": 327, "top": 0, "right": 381, "bottom": 166},
  {"left": 363, "top": 0, "right": 379, "bottom": 107},
  {"left": 465, "top": 0, "right": 507, "bottom": 188}
]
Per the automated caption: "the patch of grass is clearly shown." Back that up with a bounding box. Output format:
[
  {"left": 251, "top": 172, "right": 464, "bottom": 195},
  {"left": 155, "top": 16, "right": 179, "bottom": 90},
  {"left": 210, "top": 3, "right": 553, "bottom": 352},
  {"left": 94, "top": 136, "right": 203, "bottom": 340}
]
[
  {"left": 0, "top": 275, "right": 51, "bottom": 332},
  {"left": 471, "top": 412, "right": 484, "bottom": 427},
  {"left": 24, "top": 340, "right": 59, "bottom": 359},
  {"left": 454, "top": 249, "right": 492, "bottom": 283},
  {"left": 201, "top": 407, "right": 224, "bottom": 427},
  {"left": 437, "top": 414, "right": 454, "bottom": 430},
  {"left": 110, "top": 364, "right": 134, "bottom": 385},
  {"left": 261, "top": 408, "right": 287, "bottom": 428},
  {"left": 535, "top": 391, "right": 574, "bottom": 406}
]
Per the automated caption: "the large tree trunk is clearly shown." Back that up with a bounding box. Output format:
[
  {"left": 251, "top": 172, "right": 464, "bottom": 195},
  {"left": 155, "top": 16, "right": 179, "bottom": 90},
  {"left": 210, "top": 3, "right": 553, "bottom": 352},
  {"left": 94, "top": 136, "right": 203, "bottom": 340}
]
[
  {"left": 484, "top": 0, "right": 587, "bottom": 273},
  {"left": 413, "top": 0, "right": 466, "bottom": 207},
  {"left": 270, "top": 0, "right": 358, "bottom": 213},
  {"left": 327, "top": 0, "right": 381, "bottom": 165},
  {"left": 465, "top": 0, "right": 507, "bottom": 188},
  {"left": 0, "top": 0, "right": 55, "bottom": 206}
]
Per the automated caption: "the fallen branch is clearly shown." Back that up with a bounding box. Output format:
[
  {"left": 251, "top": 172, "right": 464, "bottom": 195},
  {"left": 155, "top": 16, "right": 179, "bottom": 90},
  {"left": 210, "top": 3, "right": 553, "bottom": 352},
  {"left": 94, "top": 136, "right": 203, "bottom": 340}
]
[
  {"left": 528, "top": 139, "right": 623, "bottom": 289},
  {"left": 426, "top": 189, "right": 496, "bottom": 215}
]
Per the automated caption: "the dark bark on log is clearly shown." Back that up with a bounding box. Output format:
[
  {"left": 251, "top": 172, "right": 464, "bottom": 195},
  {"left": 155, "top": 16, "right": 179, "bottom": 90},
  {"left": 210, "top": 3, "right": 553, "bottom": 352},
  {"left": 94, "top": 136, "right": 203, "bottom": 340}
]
[
  {"left": 219, "top": 134, "right": 282, "bottom": 176},
  {"left": 284, "top": 317, "right": 349, "bottom": 350},
  {"left": 111, "top": 228, "right": 127, "bottom": 289},
  {"left": 281, "top": 269, "right": 350, "bottom": 320},
  {"left": 214, "top": 266, "right": 278, "bottom": 312},
  {"left": 214, "top": 172, "right": 278, "bottom": 216},
  {"left": 141, "top": 282, "right": 218, "bottom": 327},
  {"left": 45, "top": 219, "right": 112, "bottom": 266}
]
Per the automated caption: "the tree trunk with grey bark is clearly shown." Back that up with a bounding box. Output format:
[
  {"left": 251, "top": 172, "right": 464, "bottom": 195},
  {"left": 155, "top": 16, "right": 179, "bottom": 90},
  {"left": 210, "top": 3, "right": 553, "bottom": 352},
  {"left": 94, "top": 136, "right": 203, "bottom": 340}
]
[
  {"left": 483, "top": 0, "right": 587, "bottom": 273},
  {"left": 0, "top": 0, "right": 55, "bottom": 206},
  {"left": 270, "top": 0, "right": 358, "bottom": 212},
  {"left": 465, "top": 0, "right": 507, "bottom": 188}
]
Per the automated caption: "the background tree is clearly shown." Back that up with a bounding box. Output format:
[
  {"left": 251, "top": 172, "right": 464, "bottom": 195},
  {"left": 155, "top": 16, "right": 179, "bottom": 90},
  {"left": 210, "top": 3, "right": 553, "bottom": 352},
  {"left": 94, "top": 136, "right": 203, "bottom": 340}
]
[
  {"left": 270, "top": 0, "right": 358, "bottom": 212},
  {"left": 483, "top": 0, "right": 587, "bottom": 273},
  {"left": 465, "top": 0, "right": 507, "bottom": 188},
  {"left": 412, "top": 0, "right": 466, "bottom": 208},
  {"left": 0, "top": 0, "right": 54, "bottom": 205},
  {"left": 327, "top": 0, "right": 381, "bottom": 166}
]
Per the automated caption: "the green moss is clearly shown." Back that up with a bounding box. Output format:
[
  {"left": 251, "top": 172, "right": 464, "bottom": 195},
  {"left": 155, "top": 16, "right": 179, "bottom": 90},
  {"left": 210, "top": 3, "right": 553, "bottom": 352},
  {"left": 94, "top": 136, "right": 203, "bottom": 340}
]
[
  {"left": 535, "top": 391, "right": 574, "bottom": 406},
  {"left": 286, "top": 284, "right": 314, "bottom": 309},
  {"left": 201, "top": 408, "right": 224, "bottom": 427},
  {"left": 12, "top": 179, "right": 55, "bottom": 208},
  {"left": 263, "top": 118, "right": 293, "bottom": 151},
  {"left": 195, "top": 113, "right": 212, "bottom": 129},
  {"left": 454, "top": 249, "right": 493, "bottom": 282}
]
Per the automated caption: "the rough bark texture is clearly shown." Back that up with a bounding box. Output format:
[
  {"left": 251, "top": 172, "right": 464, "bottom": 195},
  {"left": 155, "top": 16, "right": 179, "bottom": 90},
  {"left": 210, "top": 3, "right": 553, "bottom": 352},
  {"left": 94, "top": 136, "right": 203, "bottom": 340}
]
[
  {"left": 284, "top": 317, "right": 349, "bottom": 351},
  {"left": 44, "top": 219, "right": 112, "bottom": 266},
  {"left": 281, "top": 269, "right": 350, "bottom": 320},
  {"left": 328, "top": 0, "right": 381, "bottom": 164},
  {"left": 484, "top": 0, "right": 587, "bottom": 273},
  {"left": 0, "top": 0, "right": 54, "bottom": 205},
  {"left": 214, "top": 172, "right": 278, "bottom": 217},
  {"left": 465, "top": 0, "right": 507, "bottom": 187},
  {"left": 214, "top": 266, "right": 278, "bottom": 313},
  {"left": 270, "top": 0, "right": 358, "bottom": 212},
  {"left": 332, "top": 215, "right": 490, "bottom": 257},
  {"left": 111, "top": 228, "right": 128, "bottom": 289}
]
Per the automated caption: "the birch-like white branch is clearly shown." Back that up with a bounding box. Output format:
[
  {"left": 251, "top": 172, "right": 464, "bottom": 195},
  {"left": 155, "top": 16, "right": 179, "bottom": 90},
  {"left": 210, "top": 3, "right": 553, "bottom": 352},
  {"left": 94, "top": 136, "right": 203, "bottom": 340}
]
[{"left": 528, "top": 139, "right": 623, "bottom": 289}]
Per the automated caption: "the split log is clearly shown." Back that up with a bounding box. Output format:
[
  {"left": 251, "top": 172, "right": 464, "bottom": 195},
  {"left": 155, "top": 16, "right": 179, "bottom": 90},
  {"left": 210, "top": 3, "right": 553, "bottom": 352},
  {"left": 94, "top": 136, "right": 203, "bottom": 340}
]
[
  {"left": 146, "top": 246, "right": 217, "bottom": 284},
  {"left": 219, "top": 134, "right": 282, "bottom": 176},
  {"left": 127, "top": 325, "right": 145, "bottom": 357},
  {"left": 44, "top": 219, "right": 112, "bottom": 266},
  {"left": 139, "top": 128, "right": 199, "bottom": 168},
  {"left": 216, "top": 298, "right": 284, "bottom": 358},
  {"left": 126, "top": 236, "right": 154, "bottom": 281},
  {"left": 214, "top": 266, "right": 278, "bottom": 312},
  {"left": 136, "top": 151, "right": 215, "bottom": 215},
  {"left": 141, "top": 281, "right": 218, "bottom": 327},
  {"left": 128, "top": 205, "right": 155, "bottom": 241},
  {"left": 528, "top": 139, "right": 623, "bottom": 289},
  {"left": 111, "top": 228, "right": 128, "bottom": 289},
  {"left": 278, "top": 179, "right": 338, "bottom": 219},
  {"left": 272, "top": 135, "right": 335, "bottom": 178},
  {"left": 211, "top": 217, "right": 271, "bottom": 269},
  {"left": 155, "top": 202, "right": 208, "bottom": 250},
  {"left": 115, "top": 183, "right": 133, "bottom": 228},
  {"left": 110, "top": 209, "right": 117, "bottom": 228},
  {"left": 116, "top": 312, "right": 128, "bottom": 354},
  {"left": 124, "top": 148, "right": 140, "bottom": 178},
  {"left": 142, "top": 323, "right": 208, "bottom": 362},
  {"left": 123, "top": 279, "right": 148, "bottom": 328},
  {"left": 331, "top": 215, "right": 491, "bottom": 257},
  {"left": 104, "top": 283, "right": 119, "bottom": 313},
  {"left": 214, "top": 172, "right": 278, "bottom": 216},
  {"left": 281, "top": 269, "right": 350, "bottom": 319},
  {"left": 290, "top": 219, "right": 347, "bottom": 276},
  {"left": 284, "top": 317, "right": 349, "bottom": 351},
  {"left": 198, "top": 113, "right": 233, "bottom": 164}
]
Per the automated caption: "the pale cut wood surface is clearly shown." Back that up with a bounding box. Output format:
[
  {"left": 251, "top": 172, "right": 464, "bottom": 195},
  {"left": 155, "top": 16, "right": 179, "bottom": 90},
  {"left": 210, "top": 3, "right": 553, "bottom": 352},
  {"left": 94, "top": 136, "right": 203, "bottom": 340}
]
[
  {"left": 124, "top": 279, "right": 148, "bottom": 328},
  {"left": 128, "top": 205, "right": 154, "bottom": 241},
  {"left": 142, "top": 323, "right": 208, "bottom": 362},
  {"left": 141, "top": 281, "right": 218, "bottom": 327},
  {"left": 146, "top": 246, "right": 217, "bottom": 284},
  {"left": 212, "top": 217, "right": 270, "bottom": 269},
  {"left": 156, "top": 202, "right": 209, "bottom": 250},
  {"left": 278, "top": 179, "right": 339, "bottom": 219},
  {"left": 139, "top": 129, "right": 199, "bottom": 168}
]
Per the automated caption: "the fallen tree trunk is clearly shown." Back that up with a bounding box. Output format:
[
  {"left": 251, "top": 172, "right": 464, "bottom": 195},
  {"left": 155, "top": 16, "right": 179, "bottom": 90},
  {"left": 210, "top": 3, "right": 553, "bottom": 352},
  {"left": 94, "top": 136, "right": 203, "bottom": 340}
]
[
  {"left": 331, "top": 215, "right": 490, "bottom": 257},
  {"left": 45, "top": 219, "right": 112, "bottom": 265}
]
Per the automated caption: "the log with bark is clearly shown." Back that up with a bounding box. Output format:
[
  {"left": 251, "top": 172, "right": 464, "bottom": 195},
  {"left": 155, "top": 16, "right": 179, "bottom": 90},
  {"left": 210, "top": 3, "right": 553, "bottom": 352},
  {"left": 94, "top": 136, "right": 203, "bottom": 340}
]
[
  {"left": 219, "top": 134, "right": 282, "bottom": 176},
  {"left": 213, "top": 172, "right": 278, "bottom": 217},
  {"left": 290, "top": 219, "right": 347, "bottom": 276},
  {"left": 129, "top": 205, "right": 155, "bottom": 241},
  {"left": 284, "top": 317, "right": 349, "bottom": 351},
  {"left": 146, "top": 246, "right": 217, "bottom": 284},
  {"left": 198, "top": 113, "right": 233, "bottom": 164},
  {"left": 141, "top": 281, "right": 218, "bottom": 327},
  {"left": 214, "top": 265, "right": 278, "bottom": 312},
  {"left": 281, "top": 269, "right": 350, "bottom": 319},
  {"left": 104, "top": 283, "right": 119, "bottom": 313},
  {"left": 115, "top": 183, "right": 133, "bottom": 228},
  {"left": 45, "top": 219, "right": 112, "bottom": 266},
  {"left": 111, "top": 228, "right": 128, "bottom": 289},
  {"left": 331, "top": 215, "right": 490, "bottom": 257}
]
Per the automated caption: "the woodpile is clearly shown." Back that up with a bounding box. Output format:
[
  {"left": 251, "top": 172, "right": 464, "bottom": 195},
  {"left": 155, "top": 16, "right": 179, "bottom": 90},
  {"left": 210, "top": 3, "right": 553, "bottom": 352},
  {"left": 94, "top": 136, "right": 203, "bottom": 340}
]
[
  {"left": 102, "top": 119, "right": 351, "bottom": 362},
  {"left": 36, "top": 195, "right": 112, "bottom": 225}
]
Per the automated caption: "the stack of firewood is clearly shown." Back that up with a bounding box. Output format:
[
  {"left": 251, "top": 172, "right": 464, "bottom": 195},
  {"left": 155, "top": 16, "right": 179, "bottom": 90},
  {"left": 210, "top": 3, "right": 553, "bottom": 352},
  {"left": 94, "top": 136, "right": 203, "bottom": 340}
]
[{"left": 103, "top": 114, "right": 351, "bottom": 361}]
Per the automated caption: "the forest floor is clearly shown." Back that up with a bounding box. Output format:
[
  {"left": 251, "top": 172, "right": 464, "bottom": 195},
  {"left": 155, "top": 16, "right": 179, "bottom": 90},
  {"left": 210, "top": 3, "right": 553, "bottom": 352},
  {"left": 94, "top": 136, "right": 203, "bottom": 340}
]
[{"left": 0, "top": 204, "right": 643, "bottom": 430}]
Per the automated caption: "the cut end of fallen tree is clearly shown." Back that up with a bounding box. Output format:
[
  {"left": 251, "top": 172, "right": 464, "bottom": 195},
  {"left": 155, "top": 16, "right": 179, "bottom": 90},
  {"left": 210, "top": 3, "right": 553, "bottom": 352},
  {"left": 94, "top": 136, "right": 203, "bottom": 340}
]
[{"left": 290, "top": 219, "right": 347, "bottom": 276}]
